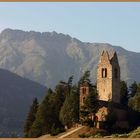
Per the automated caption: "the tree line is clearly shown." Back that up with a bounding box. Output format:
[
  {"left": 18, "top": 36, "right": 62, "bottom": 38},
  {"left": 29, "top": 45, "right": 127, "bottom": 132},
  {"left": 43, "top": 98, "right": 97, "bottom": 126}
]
[
  {"left": 24, "top": 75, "right": 80, "bottom": 137},
  {"left": 24, "top": 71, "right": 140, "bottom": 137}
]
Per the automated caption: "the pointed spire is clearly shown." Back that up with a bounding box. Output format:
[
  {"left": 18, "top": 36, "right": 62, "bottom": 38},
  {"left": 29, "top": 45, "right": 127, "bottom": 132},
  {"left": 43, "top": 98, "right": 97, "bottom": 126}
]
[
  {"left": 105, "top": 50, "right": 109, "bottom": 58},
  {"left": 101, "top": 50, "right": 105, "bottom": 56},
  {"left": 112, "top": 51, "right": 117, "bottom": 59},
  {"left": 100, "top": 50, "right": 110, "bottom": 64},
  {"left": 110, "top": 51, "right": 119, "bottom": 65},
  {"left": 101, "top": 50, "right": 110, "bottom": 59}
]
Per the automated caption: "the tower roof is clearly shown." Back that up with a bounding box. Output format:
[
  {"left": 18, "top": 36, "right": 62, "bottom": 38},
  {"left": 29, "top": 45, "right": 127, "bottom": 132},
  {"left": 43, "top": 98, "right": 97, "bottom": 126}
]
[
  {"left": 110, "top": 51, "right": 119, "bottom": 64},
  {"left": 101, "top": 50, "right": 109, "bottom": 57},
  {"left": 100, "top": 50, "right": 110, "bottom": 63},
  {"left": 100, "top": 50, "right": 118, "bottom": 63}
]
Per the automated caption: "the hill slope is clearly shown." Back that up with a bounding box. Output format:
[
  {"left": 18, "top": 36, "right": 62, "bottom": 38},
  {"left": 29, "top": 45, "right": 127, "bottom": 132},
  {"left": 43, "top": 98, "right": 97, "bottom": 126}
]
[{"left": 0, "top": 69, "right": 46, "bottom": 137}]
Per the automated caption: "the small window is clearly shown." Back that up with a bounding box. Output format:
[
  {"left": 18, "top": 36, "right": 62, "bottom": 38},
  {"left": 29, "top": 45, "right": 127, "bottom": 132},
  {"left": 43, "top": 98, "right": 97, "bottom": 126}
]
[
  {"left": 82, "top": 88, "right": 85, "bottom": 95},
  {"left": 82, "top": 87, "right": 87, "bottom": 95},
  {"left": 105, "top": 68, "right": 107, "bottom": 77},
  {"left": 102, "top": 68, "right": 104, "bottom": 78},
  {"left": 102, "top": 68, "right": 107, "bottom": 78}
]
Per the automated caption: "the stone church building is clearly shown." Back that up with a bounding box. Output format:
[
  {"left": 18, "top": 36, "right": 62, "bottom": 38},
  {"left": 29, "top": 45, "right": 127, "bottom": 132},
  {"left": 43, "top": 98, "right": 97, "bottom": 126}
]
[{"left": 80, "top": 50, "right": 129, "bottom": 129}]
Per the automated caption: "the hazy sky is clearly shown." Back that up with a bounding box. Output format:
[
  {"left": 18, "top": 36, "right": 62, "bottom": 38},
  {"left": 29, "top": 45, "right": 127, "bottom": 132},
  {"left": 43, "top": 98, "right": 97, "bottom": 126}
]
[{"left": 0, "top": 2, "right": 140, "bottom": 52}]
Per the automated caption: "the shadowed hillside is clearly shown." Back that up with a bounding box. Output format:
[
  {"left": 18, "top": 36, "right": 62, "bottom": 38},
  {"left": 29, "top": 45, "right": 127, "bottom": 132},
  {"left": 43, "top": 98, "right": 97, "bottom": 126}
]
[{"left": 0, "top": 69, "right": 46, "bottom": 137}]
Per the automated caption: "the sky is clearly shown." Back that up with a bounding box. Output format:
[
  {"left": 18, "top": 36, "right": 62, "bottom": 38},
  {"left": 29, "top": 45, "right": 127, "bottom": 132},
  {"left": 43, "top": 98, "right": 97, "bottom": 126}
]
[{"left": 0, "top": 2, "right": 140, "bottom": 52}]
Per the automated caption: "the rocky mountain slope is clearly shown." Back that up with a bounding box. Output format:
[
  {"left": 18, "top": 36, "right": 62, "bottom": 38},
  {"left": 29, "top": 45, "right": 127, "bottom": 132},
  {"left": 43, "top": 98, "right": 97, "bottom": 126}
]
[
  {"left": 0, "top": 69, "right": 46, "bottom": 137},
  {"left": 0, "top": 28, "right": 139, "bottom": 88}
]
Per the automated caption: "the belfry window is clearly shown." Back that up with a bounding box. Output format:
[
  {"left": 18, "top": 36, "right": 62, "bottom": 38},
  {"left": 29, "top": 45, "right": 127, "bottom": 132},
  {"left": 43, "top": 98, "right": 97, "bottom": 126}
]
[
  {"left": 82, "top": 88, "right": 85, "bottom": 95},
  {"left": 102, "top": 68, "right": 107, "bottom": 78},
  {"left": 114, "top": 68, "right": 118, "bottom": 79},
  {"left": 82, "top": 87, "right": 87, "bottom": 95}
]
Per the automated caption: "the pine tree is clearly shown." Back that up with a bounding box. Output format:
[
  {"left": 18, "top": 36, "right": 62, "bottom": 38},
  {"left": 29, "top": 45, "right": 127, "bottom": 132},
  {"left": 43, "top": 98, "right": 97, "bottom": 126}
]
[
  {"left": 49, "top": 83, "right": 67, "bottom": 135},
  {"left": 29, "top": 89, "right": 53, "bottom": 137},
  {"left": 29, "top": 84, "right": 67, "bottom": 138},
  {"left": 78, "top": 70, "right": 90, "bottom": 85},
  {"left": 130, "top": 81, "right": 138, "bottom": 97},
  {"left": 84, "top": 86, "right": 98, "bottom": 121},
  {"left": 59, "top": 95, "right": 71, "bottom": 128},
  {"left": 59, "top": 76, "right": 79, "bottom": 129},
  {"left": 70, "top": 85, "right": 79, "bottom": 124},
  {"left": 24, "top": 97, "right": 38, "bottom": 137}
]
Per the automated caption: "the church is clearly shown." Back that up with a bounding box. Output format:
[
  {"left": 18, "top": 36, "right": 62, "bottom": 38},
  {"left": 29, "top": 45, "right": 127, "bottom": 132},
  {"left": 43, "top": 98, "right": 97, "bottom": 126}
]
[{"left": 80, "top": 50, "right": 129, "bottom": 129}]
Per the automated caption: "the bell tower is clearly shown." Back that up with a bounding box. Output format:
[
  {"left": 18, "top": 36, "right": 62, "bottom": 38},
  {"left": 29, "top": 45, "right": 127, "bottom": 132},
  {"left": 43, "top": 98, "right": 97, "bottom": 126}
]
[{"left": 97, "top": 50, "right": 120, "bottom": 103}]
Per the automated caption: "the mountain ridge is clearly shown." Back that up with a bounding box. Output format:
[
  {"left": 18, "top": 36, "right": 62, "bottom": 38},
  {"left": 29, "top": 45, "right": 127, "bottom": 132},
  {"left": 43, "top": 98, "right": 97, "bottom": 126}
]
[
  {"left": 0, "top": 28, "right": 139, "bottom": 88},
  {"left": 1, "top": 28, "right": 138, "bottom": 53}
]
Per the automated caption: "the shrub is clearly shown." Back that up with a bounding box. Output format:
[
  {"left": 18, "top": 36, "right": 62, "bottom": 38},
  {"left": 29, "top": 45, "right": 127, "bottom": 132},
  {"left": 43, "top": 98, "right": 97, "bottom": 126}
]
[
  {"left": 79, "top": 133, "right": 90, "bottom": 138},
  {"left": 128, "top": 126, "right": 140, "bottom": 138},
  {"left": 50, "top": 127, "right": 65, "bottom": 136},
  {"left": 93, "top": 133, "right": 103, "bottom": 138},
  {"left": 111, "top": 134, "right": 119, "bottom": 138}
]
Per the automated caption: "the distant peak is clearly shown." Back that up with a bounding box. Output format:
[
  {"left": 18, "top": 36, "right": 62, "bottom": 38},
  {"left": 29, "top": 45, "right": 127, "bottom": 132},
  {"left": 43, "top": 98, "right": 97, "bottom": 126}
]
[
  {"left": 1, "top": 28, "right": 13, "bottom": 34},
  {"left": 1, "top": 28, "right": 23, "bottom": 33}
]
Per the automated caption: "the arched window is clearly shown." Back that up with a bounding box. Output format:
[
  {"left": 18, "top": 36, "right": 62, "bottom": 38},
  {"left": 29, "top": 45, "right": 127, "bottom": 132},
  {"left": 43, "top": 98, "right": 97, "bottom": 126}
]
[
  {"left": 114, "top": 68, "right": 118, "bottom": 78},
  {"left": 102, "top": 68, "right": 104, "bottom": 78},
  {"left": 82, "top": 87, "right": 87, "bottom": 95},
  {"left": 105, "top": 68, "right": 107, "bottom": 77},
  {"left": 82, "top": 88, "right": 85, "bottom": 95},
  {"left": 102, "top": 68, "right": 107, "bottom": 78}
]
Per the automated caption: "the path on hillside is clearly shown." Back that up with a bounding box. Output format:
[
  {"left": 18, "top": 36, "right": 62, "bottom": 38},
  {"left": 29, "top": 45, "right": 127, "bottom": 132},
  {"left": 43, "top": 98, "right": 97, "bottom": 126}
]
[{"left": 58, "top": 126, "right": 84, "bottom": 138}]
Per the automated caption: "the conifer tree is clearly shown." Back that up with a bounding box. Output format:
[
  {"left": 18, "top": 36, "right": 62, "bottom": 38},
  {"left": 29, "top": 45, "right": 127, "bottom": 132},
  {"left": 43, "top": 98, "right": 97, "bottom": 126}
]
[
  {"left": 29, "top": 89, "right": 53, "bottom": 137},
  {"left": 24, "top": 97, "right": 38, "bottom": 137},
  {"left": 29, "top": 84, "right": 66, "bottom": 137},
  {"left": 49, "top": 83, "right": 67, "bottom": 135},
  {"left": 78, "top": 70, "right": 90, "bottom": 85},
  {"left": 69, "top": 85, "right": 79, "bottom": 124},
  {"left": 59, "top": 95, "right": 71, "bottom": 128},
  {"left": 59, "top": 76, "right": 79, "bottom": 129},
  {"left": 59, "top": 86, "right": 79, "bottom": 129},
  {"left": 129, "top": 81, "right": 137, "bottom": 97},
  {"left": 84, "top": 85, "right": 98, "bottom": 121}
]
